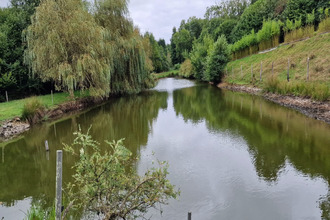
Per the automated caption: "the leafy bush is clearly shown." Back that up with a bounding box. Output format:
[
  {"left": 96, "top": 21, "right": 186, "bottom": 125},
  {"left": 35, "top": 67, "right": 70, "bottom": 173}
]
[
  {"left": 318, "top": 8, "right": 330, "bottom": 33},
  {"left": 190, "top": 34, "right": 214, "bottom": 80},
  {"left": 63, "top": 128, "right": 180, "bottom": 219},
  {"left": 21, "top": 97, "right": 45, "bottom": 124},
  {"left": 179, "top": 59, "right": 194, "bottom": 78},
  {"left": 173, "top": 63, "right": 181, "bottom": 70},
  {"left": 205, "top": 35, "right": 231, "bottom": 82}
]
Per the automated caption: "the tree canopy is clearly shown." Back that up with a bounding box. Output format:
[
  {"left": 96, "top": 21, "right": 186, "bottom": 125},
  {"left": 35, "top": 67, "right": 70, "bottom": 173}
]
[{"left": 24, "top": 0, "right": 153, "bottom": 98}]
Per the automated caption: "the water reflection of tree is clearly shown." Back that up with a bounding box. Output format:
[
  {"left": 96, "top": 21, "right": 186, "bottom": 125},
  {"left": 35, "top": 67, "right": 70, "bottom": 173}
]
[
  {"left": 0, "top": 90, "right": 167, "bottom": 210},
  {"left": 173, "top": 85, "right": 330, "bottom": 184}
]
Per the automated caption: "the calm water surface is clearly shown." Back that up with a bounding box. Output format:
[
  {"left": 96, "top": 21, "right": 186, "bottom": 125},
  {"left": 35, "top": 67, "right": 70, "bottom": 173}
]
[{"left": 1, "top": 78, "right": 330, "bottom": 219}]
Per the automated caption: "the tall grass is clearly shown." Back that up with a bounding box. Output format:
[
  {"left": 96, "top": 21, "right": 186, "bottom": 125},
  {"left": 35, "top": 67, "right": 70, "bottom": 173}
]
[
  {"left": 263, "top": 77, "right": 329, "bottom": 101},
  {"left": 21, "top": 97, "right": 45, "bottom": 124}
]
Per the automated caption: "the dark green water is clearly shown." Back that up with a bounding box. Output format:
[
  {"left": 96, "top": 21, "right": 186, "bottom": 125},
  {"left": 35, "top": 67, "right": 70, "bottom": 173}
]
[{"left": 1, "top": 78, "right": 330, "bottom": 219}]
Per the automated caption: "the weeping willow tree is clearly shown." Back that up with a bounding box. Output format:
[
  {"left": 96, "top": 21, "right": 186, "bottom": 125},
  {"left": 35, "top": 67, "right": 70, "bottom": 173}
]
[
  {"left": 94, "top": 0, "right": 154, "bottom": 94},
  {"left": 24, "top": 0, "right": 153, "bottom": 97}
]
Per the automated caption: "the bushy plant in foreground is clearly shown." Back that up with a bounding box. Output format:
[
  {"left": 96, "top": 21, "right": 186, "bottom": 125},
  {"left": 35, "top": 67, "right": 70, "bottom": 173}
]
[{"left": 63, "top": 128, "right": 179, "bottom": 220}]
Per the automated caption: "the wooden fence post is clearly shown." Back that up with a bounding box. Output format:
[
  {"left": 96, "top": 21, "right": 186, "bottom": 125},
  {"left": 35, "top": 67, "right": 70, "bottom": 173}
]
[
  {"left": 287, "top": 59, "right": 290, "bottom": 82},
  {"left": 188, "top": 212, "right": 192, "bottom": 220},
  {"left": 306, "top": 57, "right": 310, "bottom": 81},
  {"left": 251, "top": 64, "right": 253, "bottom": 83},
  {"left": 56, "top": 150, "right": 63, "bottom": 220},
  {"left": 241, "top": 65, "right": 243, "bottom": 78},
  {"left": 260, "top": 61, "right": 262, "bottom": 82},
  {"left": 272, "top": 61, "right": 274, "bottom": 76},
  {"left": 5, "top": 91, "right": 8, "bottom": 102}
]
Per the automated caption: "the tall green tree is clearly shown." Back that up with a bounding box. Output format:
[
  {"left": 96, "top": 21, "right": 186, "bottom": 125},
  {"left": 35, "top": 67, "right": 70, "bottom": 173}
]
[
  {"left": 25, "top": 0, "right": 111, "bottom": 97},
  {"left": 25, "top": 0, "right": 152, "bottom": 97},
  {"left": 205, "top": 35, "right": 231, "bottom": 83}
]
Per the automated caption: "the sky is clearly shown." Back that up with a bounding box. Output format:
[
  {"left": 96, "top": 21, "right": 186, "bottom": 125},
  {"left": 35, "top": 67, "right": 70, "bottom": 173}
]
[{"left": 0, "top": 0, "right": 218, "bottom": 43}]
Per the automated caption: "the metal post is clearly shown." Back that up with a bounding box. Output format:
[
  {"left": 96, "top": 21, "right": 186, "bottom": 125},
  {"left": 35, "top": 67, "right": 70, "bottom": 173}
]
[
  {"left": 56, "top": 150, "right": 63, "bottom": 220},
  {"left": 287, "top": 59, "right": 290, "bottom": 82},
  {"left": 307, "top": 57, "right": 310, "bottom": 81},
  {"left": 5, "top": 91, "right": 8, "bottom": 102},
  {"left": 188, "top": 212, "right": 192, "bottom": 220}
]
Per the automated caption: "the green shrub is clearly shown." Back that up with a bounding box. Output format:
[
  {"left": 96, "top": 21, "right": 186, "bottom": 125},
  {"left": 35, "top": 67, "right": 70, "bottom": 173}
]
[
  {"left": 318, "top": 9, "right": 330, "bottom": 33},
  {"left": 173, "top": 63, "right": 181, "bottom": 70},
  {"left": 205, "top": 35, "right": 231, "bottom": 82},
  {"left": 21, "top": 97, "right": 45, "bottom": 124},
  {"left": 179, "top": 59, "right": 194, "bottom": 78}
]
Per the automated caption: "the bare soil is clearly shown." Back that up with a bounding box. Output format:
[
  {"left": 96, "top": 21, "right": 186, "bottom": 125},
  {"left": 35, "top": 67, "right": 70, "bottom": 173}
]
[{"left": 218, "top": 83, "right": 330, "bottom": 124}]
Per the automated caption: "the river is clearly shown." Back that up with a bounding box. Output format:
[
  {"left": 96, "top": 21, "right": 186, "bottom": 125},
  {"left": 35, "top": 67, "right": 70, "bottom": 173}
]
[{"left": 1, "top": 78, "right": 330, "bottom": 219}]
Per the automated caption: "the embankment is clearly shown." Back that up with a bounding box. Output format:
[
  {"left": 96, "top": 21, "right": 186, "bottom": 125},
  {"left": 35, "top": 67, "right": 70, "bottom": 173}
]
[{"left": 218, "top": 83, "right": 330, "bottom": 124}]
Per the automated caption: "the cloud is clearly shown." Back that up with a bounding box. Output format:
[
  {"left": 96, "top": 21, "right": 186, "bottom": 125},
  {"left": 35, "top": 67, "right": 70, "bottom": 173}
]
[
  {"left": 0, "top": 0, "right": 217, "bottom": 43},
  {"left": 128, "top": 0, "right": 216, "bottom": 43}
]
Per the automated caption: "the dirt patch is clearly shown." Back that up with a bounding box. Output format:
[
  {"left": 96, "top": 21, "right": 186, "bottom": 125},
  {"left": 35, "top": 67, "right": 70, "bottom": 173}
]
[
  {"left": 0, "top": 97, "right": 106, "bottom": 141},
  {"left": 217, "top": 83, "right": 330, "bottom": 124}
]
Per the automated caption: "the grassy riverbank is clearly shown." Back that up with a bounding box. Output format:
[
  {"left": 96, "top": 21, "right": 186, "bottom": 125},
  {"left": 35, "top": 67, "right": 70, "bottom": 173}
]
[
  {"left": 152, "top": 70, "right": 179, "bottom": 79},
  {"left": 0, "top": 91, "right": 89, "bottom": 122},
  {"left": 225, "top": 33, "right": 330, "bottom": 101}
]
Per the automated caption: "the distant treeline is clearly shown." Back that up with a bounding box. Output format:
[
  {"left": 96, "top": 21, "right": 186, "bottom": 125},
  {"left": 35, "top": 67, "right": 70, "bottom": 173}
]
[{"left": 169, "top": 0, "right": 330, "bottom": 81}]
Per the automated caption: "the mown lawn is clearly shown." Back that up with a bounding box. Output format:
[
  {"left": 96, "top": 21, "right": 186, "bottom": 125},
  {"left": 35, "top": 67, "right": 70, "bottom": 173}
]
[{"left": 0, "top": 91, "right": 89, "bottom": 122}]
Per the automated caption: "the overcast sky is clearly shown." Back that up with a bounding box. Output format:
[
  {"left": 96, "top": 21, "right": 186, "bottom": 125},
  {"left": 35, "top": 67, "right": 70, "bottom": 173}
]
[{"left": 0, "top": 0, "right": 218, "bottom": 43}]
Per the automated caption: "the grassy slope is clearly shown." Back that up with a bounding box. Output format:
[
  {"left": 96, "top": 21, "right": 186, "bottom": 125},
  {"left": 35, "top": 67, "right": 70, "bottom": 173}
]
[
  {"left": 0, "top": 91, "right": 89, "bottom": 122},
  {"left": 224, "top": 33, "right": 330, "bottom": 99}
]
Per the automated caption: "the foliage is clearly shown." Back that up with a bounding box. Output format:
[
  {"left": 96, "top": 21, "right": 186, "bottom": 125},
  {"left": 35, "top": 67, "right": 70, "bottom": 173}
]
[
  {"left": 25, "top": 0, "right": 152, "bottom": 98},
  {"left": 179, "top": 59, "right": 194, "bottom": 78},
  {"left": 204, "top": 0, "right": 250, "bottom": 20},
  {"left": 63, "top": 129, "right": 179, "bottom": 220},
  {"left": 21, "top": 96, "right": 45, "bottom": 124},
  {"left": 229, "top": 0, "right": 277, "bottom": 43},
  {"left": 172, "top": 29, "right": 193, "bottom": 64},
  {"left": 282, "top": 0, "right": 330, "bottom": 25},
  {"left": 318, "top": 8, "right": 330, "bottom": 33},
  {"left": 190, "top": 34, "right": 214, "bottom": 80},
  {"left": 25, "top": 202, "right": 55, "bottom": 220},
  {"left": 0, "top": 72, "right": 17, "bottom": 90},
  {"left": 0, "top": 2, "right": 48, "bottom": 101},
  {"left": 144, "top": 33, "right": 169, "bottom": 73},
  {"left": 205, "top": 35, "right": 231, "bottom": 82},
  {"left": 213, "top": 19, "right": 238, "bottom": 43}
]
